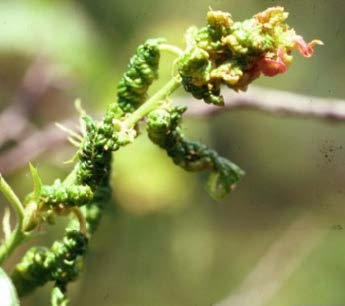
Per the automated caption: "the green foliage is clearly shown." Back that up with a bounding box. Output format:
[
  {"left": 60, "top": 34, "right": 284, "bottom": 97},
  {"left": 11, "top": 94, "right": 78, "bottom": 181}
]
[
  {"left": 147, "top": 106, "right": 244, "bottom": 198},
  {"left": 51, "top": 286, "right": 68, "bottom": 306},
  {"left": 11, "top": 229, "right": 87, "bottom": 297},
  {"left": 178, "top": 7, "right": 321, "bottom": 105},
  {"left": 0, "top": 6, "right": 320, "bottom": 306},
  {"left": 39, "top": 180, "right": 93, "bottom": 208},
  {"left": 117, "top": 39, "right": 163, "bottom": 113}
]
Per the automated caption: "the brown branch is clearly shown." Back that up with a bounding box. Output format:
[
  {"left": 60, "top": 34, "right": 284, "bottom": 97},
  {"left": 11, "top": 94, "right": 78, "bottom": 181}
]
[
  {"left": 0, "top": 119, "right": 75, "bottom": 175},
  {"left": 1, "top": 86, "right": 345, "bottom": 175},
  {"left": 185, "top": 86, "right": 345, "bottom": 122},
  {"left": 215, "top": 213, "right": 327, "bottom": 306},
  {"left": 0, "top": 56, "right": 72, "bottom": 147}
]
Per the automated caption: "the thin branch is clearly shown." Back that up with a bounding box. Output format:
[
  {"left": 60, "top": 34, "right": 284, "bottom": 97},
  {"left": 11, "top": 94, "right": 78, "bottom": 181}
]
[
  {"left": 0, "top": 56, "right": 72, "bottom": 147},
  {"left": 1, "top": 86, "right": 345, "bottom": 175},
  {"left": 215, "top": 214, "right": 327, "bottom": 306},
  {"left": 185, "top": 86, "right": 345, "bottom": 122},
  {"left": 0, "top": 119, "right": 75, "bottom": 175}
]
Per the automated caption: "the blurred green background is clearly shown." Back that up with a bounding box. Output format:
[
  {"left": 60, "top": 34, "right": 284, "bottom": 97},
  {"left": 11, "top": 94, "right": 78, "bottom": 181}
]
[{"left": 0, "top": 0, "right": 345, "bottom": 305}]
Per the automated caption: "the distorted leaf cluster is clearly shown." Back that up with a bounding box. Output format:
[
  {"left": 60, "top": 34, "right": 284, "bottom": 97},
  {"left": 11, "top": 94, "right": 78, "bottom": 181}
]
[
  {"left": 0, "top": 7, "right": 321, "bottom": 306},
  {"left": 178, "top": 7, "right": 322, "bottom": 105},
  {"left": 11, "top": 229, "right": 87, "bottom": 299},
  {"left": 146, "top": 106, "right": 244, "bottom": 198}
]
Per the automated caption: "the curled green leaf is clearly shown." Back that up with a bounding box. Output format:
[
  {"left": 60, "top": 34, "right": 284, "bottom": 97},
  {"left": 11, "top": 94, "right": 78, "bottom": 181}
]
[
  {"left": 147, "top": 106, "right": 244, "bottom": 197},
  {"left": 117, "top": 38, "right": 164, "bottom": 113}
]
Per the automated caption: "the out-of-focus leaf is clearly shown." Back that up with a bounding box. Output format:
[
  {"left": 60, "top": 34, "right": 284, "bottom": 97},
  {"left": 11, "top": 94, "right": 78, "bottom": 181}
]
[
  {"left": 0, "top": 267, "right": 20, "bottom": 306},
  {"left": 0, "top": 1, "right": 108, "bottom": 76}
]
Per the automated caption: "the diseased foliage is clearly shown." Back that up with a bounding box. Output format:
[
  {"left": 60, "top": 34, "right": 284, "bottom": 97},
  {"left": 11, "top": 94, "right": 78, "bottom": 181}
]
[{"left": 0, "top": 7, "right": 320, "bottom": 305}]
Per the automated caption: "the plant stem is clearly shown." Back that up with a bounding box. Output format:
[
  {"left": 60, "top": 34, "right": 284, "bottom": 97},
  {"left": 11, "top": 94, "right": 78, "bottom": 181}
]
[
  {"left": 0, "top": 176, "right": 26, "bottom": 265},
  {"left": 0, "top": 176, "right": 24, "bottom": 223},
  {"left": 0, "top": 226, "right": 25, "bottom": 265},
  {"left": 0, "top": 76, "right": 181, "bottom": 265},
  {"left": 159, "top": 44, "right": 183, "bottom": 56},
  {"left": 62, "top": 77, "right": 182, "bottom": 187},
  {"left": 124, "top": 77, "right": 181, "bottom": 128}
]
